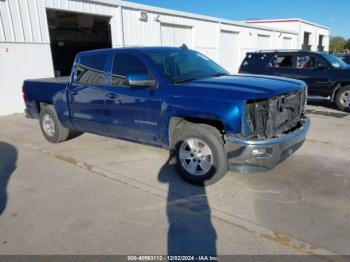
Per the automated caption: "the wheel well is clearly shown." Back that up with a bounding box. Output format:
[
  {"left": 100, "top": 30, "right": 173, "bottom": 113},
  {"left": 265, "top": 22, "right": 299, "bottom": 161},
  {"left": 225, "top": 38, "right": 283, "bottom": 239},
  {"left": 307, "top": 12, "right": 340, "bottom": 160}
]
[
  {"left": 168, "top": 116, "right": 225, "bottom": 145},
  {"left": 340, "top": 82, "right": 350, "bottom": 87},
  {"left": 332, "top": 83, "right": 350, "bottom": 101},
  {"left": 38, "top": 102, "right": 52, "bottom": 112}
]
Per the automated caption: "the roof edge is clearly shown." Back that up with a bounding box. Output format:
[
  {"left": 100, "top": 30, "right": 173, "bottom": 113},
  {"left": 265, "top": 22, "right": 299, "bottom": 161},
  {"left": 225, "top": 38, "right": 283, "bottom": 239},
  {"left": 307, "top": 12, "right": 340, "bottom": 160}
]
[
  {"left": 86, "top": 0, "right": 299, "bottom": 35},
  {"left": 244, "top": 18, "right": 330, "bottom": 30}
]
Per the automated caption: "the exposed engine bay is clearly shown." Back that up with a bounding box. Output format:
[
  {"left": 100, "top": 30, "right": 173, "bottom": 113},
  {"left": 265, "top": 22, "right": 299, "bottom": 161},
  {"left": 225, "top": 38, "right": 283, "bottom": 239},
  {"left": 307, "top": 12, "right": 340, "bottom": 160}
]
[{"left": 245, "top": 88, "right": 307, "bottom": 139}]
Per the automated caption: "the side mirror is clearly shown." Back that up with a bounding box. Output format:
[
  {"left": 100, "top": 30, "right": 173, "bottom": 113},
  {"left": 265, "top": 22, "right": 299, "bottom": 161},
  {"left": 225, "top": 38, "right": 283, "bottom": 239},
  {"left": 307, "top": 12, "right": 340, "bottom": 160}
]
[{"left": 127, "top": 74, "right": 156, "bottom": 88}]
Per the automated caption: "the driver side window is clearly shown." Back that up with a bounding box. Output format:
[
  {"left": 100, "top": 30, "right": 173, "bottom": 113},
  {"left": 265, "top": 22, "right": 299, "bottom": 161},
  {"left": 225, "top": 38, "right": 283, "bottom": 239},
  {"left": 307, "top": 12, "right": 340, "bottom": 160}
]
[{"left": 111, "top": 54, "right": 153, "bottom": 86}]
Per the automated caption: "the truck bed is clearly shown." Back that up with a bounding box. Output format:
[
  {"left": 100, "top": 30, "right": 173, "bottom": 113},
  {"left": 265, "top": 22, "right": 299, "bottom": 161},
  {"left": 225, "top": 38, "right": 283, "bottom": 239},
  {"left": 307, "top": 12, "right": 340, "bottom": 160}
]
[
  {"left": 23, "top": 77, "right": 70, "bottom": 119},
  {"left": 27, "top": 76, "right": 70, "bottom": 84}
]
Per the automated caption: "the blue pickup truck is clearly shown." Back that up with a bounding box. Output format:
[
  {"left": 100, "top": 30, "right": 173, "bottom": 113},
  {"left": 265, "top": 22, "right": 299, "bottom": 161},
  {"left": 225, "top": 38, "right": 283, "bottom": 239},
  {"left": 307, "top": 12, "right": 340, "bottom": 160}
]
[{"left": 23, "top": 47, "right": 310, "bottom": 185}]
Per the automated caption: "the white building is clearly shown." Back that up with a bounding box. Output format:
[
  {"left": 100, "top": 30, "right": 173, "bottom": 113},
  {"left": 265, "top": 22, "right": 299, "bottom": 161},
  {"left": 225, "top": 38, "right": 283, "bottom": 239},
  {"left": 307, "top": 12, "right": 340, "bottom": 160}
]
[
  {"left": 244, "top": 18, "right": 330, "bottom": 52},
  {"left": 0, "top": 0, "right": 330, "bottom": 116}
]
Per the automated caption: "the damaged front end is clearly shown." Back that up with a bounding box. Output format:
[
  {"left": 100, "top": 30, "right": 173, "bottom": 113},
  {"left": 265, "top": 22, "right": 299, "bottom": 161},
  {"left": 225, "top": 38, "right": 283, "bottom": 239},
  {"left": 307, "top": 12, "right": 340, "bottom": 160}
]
[
  {"left": 244, "top": 88, "right": 307, "bottom": 139},
  {"left": 225, "top": 87, "right": 310, "bottom": 173}
]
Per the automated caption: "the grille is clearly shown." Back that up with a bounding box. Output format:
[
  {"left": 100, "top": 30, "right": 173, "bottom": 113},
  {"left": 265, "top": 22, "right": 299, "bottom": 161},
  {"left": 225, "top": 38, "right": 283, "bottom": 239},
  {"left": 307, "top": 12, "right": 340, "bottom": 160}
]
[{"left": 245, "top": 87, "right": 306, "bottom": 139}]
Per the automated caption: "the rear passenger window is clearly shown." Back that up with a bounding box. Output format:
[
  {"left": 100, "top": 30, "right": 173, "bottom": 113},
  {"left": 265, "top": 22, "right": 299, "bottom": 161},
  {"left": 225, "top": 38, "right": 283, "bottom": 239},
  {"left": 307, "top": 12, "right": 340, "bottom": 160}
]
[
  {"left": 296, "top": 55, "right": 327, "bottom": 69},
  {"left": 271, "top": 55, "right": 293, "bottom": 68},
  {"left": 112, "top": 54, "right": 150, "bottom": 86},
  {"left": 296, "top": 55, "right": 314, "bottom": 69},
  {"left": 75, "top": 54, "right": 107, "bottom": 85}
]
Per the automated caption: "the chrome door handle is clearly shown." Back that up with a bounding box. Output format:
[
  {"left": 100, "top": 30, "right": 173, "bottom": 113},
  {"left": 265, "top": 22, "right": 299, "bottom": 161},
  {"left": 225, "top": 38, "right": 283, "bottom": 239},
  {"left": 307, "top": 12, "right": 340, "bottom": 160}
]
[{"left": 106, "top": 93, "right": 118, "bottom": 99}]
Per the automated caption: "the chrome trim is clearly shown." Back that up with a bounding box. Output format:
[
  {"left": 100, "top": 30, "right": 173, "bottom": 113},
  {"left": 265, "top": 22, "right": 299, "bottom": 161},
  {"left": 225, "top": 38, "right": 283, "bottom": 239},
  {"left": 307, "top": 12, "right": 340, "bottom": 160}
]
[
  {"left": 340, "top": 90, "right": 350, "bottom": 108},
  {"left": 225, "top": 117, "right": 310, "bottom": 146}
]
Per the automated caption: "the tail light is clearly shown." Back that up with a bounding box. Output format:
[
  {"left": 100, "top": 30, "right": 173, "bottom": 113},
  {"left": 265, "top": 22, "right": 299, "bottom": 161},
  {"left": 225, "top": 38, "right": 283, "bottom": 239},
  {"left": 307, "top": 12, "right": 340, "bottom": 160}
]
[{"left": 22, "top": 85, "right": 27, "bottom": 101}]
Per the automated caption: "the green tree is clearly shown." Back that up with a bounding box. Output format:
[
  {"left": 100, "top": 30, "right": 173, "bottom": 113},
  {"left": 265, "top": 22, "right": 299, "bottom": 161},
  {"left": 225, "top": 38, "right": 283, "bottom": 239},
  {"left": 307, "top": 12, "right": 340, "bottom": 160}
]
[
  {"left": 345, "top": 39, "right": 350, "bottom": 51},
  {"left": 329, "top": 36, "right": 347, "bottom": 53}
]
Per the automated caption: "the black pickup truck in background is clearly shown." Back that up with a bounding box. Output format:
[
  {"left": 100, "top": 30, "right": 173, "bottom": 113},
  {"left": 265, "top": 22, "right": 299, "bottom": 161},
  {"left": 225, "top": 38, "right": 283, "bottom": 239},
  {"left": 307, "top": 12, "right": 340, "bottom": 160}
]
[
  {"left": 239, "top": 50, "right": 350, "bottom": 112},
  {"left": 336, "top": 54, "right": 350, "bottom": 65}
]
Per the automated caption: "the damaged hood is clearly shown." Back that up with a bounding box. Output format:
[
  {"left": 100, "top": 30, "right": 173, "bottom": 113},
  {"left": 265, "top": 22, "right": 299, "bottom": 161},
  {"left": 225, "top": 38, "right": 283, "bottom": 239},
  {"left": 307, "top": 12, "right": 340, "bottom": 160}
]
[{"left": 169, "top": 74, "right": 306, "bottom": 101}]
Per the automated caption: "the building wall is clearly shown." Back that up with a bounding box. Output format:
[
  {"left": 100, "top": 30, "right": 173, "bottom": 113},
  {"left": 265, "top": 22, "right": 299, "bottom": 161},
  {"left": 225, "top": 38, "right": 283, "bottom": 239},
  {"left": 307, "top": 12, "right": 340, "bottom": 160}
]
[
  {"left": 0, "top": 42, "right": 54, "bottom": 116},
  {"left": 0, "top": 0, "right": 303, "bottom": 116},
  {"left": 245, "top": 20, "right": 330, "bottom": 52},
  {"left": 299, "top": 23, "right": 329, "bottom": 52}
]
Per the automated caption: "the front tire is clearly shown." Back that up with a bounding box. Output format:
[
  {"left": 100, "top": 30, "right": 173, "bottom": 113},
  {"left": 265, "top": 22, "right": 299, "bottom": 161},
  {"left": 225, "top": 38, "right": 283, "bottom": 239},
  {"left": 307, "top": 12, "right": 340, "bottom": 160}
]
[
  {"left": 172, "top": 122, "right": 228, "bottom": 186},
  {"left": 39, "top": 105, "right": 71, "bottom": 143},
  {"left": 335, "top": 86, "right": 350, "bottom": 112}
]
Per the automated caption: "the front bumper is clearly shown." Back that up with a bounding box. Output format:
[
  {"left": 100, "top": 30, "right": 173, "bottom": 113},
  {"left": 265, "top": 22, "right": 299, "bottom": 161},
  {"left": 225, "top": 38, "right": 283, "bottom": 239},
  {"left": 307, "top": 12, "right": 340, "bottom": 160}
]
[{"left": 224, "top": 117, "right": 310, "bottom": 173}]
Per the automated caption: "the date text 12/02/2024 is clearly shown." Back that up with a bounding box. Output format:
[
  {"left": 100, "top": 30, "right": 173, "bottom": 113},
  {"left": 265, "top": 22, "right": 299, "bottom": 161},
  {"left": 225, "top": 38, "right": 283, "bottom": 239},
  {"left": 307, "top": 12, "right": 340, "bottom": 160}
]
[{"left": 127, "top": 255, "right": 218, "bottom": 261}]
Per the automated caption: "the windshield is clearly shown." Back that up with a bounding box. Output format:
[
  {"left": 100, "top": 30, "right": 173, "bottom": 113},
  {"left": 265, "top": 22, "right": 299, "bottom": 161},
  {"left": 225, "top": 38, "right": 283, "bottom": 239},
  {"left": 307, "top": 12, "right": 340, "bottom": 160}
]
[
  {"left": 145, "top": 49, "right": 228, "bottom": 83},
  {"left": 322, "top": 53, "right": 348, "bottom": 68}
]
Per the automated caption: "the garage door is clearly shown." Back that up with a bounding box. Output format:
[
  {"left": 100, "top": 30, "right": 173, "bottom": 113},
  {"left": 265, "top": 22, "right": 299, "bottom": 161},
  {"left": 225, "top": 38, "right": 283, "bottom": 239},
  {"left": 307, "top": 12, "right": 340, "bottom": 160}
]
[
  {"left": 161, "top": 24, "right": 192, "bottom": 47},
  {"left": 283, "top": 37, "right": 292, "bottom": 49},
  {"left": 257, "top": 34, "right": 270, "bottom": 50},
  {"left": 46, "top": 10, "right": 112, "bottom": 77},
  {"left": 219, "top": 30, "right": 239, "bottom": 73}
]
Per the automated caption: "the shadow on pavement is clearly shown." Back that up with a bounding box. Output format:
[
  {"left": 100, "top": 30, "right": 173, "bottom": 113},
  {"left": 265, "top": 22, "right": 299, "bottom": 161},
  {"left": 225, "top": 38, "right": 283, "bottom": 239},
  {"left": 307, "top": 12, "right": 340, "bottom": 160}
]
[
  {"left": 307, "top": 97, "right": 336, "bottom": 109},
  {"left": 306, "top": 98, "right": 349, "bottom": 118},
  {"left": 0, "top": 141, "right": 18, "bottom": 215},
  {"left": 249, "top": 154, "right": 350, "bottom": 254},
  {"left": 158, "top": 157, "right": 217, "bottom": 256},
  {"left": 306, "top": 109, "right": 349, "bottom": 118}
]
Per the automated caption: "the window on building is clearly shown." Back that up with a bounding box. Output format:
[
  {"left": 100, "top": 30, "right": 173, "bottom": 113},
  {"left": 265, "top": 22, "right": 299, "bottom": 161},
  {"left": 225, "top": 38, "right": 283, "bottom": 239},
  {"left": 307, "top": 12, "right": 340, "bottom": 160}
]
[
  {"left": 111, "top": 54, "right": 152, "bottom": 86},
  {"left": 318, "top": 35, "right": 325, "bottom": 52},
  {"left": 271, "top": 55, "right": 293, "bottom": 68},
  {"left": 302, "top": 32, "right": 312, "bottom": 51},
  {"left": 75, "top": 54, "right": 107, "bottom": 85}
]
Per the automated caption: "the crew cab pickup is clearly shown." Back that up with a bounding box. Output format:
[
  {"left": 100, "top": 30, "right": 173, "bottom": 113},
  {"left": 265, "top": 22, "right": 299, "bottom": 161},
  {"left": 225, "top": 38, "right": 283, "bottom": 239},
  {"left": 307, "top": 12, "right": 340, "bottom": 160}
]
[
  {"left": 239, "top": 50, "right": 350, "bottom": 112},
  {"left": 23, "top": 47, "right": 310, "bottom": 185}
]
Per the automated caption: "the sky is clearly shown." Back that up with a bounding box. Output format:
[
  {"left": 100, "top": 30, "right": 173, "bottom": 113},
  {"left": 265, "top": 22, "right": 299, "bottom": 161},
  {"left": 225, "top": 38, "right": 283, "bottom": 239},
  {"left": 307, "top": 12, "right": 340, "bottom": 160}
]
[{"left": 126, "top": 0, "right": 349, "bottom": 38}]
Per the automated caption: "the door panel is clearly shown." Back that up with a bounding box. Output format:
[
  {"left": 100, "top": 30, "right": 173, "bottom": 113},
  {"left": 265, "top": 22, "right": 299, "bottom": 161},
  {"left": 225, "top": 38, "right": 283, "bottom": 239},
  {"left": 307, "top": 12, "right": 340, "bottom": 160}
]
[
  {"left": 104, "top": 85, "right": 162, "bottom": 144},
  {"left": 266, "top": 54, "right": 332, "bottom": 96},
  {"left": 281, "top": 69, "right": 332, "bottom": 95},
  {"left": 68, "top": 53, "right": 110, "bottom": 133},
  {"left": 271, "top": 67, "right": 332, "bottom": 95},
  {"left": 69, "top": 83, "right": 109, "bottom": 133},
  {"left": 269, "top": 54, "right": 294, "bottom": 78},
  {"left": 105, "top": 52, "right": 162, "bottom": 145},
  {"left": 293, "top": 55, "right": 332, "bottom": 95}
]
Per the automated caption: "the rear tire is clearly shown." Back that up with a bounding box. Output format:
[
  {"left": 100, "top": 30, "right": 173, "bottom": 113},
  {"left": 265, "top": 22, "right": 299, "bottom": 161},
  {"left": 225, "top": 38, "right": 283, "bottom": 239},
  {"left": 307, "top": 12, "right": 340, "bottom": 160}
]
[
  {"left": 39, "top": 105, "right": 71, "bottom": 143},
  {"left": 335, "top": 86, "right": 350, "bottom": 112},
  {"left": 171, "top": 122, "right": 228, "bottom": 186}
]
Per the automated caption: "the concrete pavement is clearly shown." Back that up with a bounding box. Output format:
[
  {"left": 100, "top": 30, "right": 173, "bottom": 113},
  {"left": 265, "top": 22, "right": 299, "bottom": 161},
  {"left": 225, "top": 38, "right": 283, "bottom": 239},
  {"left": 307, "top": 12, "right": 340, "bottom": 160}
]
[{"left": 0, "top": 100, "right": 349, "bottom": 256}]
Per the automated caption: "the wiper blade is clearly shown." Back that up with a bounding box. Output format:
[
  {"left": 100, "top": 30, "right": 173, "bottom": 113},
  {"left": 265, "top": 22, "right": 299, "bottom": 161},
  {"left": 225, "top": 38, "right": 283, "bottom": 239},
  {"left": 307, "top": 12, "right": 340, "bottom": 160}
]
[{"left": 174, "top": 77, "right": 199, "bottom": 84}]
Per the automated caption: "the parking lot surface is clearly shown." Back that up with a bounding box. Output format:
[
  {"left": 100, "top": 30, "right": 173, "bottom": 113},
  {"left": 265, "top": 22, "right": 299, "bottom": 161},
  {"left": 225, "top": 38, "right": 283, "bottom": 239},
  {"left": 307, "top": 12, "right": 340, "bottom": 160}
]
[{"left": 0, "top": 100, "right": 350, "bottom": 256}]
